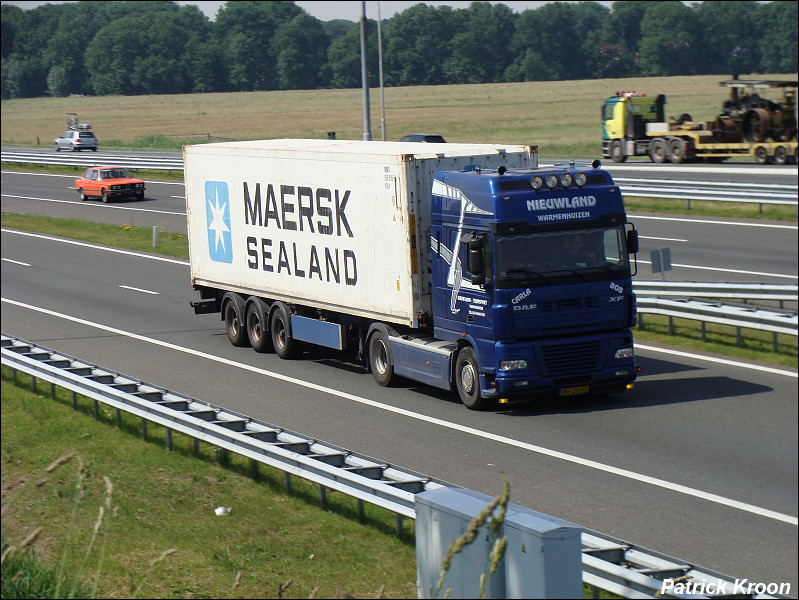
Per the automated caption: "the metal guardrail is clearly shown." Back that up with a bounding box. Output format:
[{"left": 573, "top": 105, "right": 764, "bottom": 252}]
[
  {"left": 1, "top": 150, "right": 184, "bottom": 171},
  {"left": 2, "top": 333, "right": 782, "bottom": 599},
  {"left": 616, "top": 178, "right": 798, "bottom": 207},
  {"left": 636, "top": 297, "right": 797, "bottom": 336},
  {"left": 634, "top": 281, "right": 798, "bottom": 302}
]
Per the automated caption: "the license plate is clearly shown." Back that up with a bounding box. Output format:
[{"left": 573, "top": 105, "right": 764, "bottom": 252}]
[{"left": 559, "top": 385, "right": 589, "bottom": 396}]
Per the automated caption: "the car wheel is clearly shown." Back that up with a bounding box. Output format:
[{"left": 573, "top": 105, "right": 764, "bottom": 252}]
[
  {"left": 101, "top": 189, "right": 109, "bottom": 203},
  {"left": 78, "top": 189, "right": 87, "bottom": 202},
  {"left": 91, "top": 148, "right": 98, "bottom": 152},
  {"left": 54, "top": 143, "right": 60, "bottom": 152}
]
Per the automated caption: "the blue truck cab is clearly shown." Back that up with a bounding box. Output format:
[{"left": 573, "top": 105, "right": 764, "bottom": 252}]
[{"left": 424, "top": 160, "right": 639, "bottom": 409}]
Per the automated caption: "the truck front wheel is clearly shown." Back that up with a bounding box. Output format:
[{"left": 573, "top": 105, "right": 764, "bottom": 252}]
[
  {"left": 610, "top": 139, "right": 626, "bottom": 163},
  {"left": 368, "top": 330, "right": 394, "bottom": 387},
  {"left": 270, "top": 307, "right": 298, "bottom": 359},
  {"left": 455, "top": 347, "right": 488, "bottom": 410}
]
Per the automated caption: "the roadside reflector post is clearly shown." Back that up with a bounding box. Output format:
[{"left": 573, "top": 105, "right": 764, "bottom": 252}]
[{"left": 152, "top": 226, "right": 158, "bottom": 248}]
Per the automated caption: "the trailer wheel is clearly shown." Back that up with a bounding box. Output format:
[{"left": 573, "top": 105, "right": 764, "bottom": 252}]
[
  {"left": 773, "top": 146, "right": 788, "bottom": 165},
  {"left": 755, "top": 146, "right": 771, "bottom": 165},
  {"left": 246, "top": 301, "right": 274, "bottom": 353},
  {"left": 270, "top": 307, "right": 298, "bottom": 359},
  {"left": 668, "top": 138, "right": 686, "bottom": 164},
  {"left": 224, "top": 300, "right": 248, "bottom": 347},
  {"left": 609, "top": 140, "right": 626, "bottom": 163},
  {"left": 368, "top": 330, "right": 394, "bottom": 387},
  {"left": 650, "top": 138, "right": 668, "bottom": 164},
  {"left": 455, "top": 346, "right": 488, "bottom": 410}
]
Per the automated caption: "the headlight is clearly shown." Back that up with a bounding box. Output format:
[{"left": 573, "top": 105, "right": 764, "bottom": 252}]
[
  {"left": 560, "top": 173, "right": 572, "bottom": 187},
  {"left": 110, "top": 185, "right": 120, "bottom": 190},
  {"left": 499, "top": 360, "right": 528, "bottom": 371},
  {"left": 574, "top": 172, "right": 587, "bottom": 186},
  {"left": 531, "top": 176, "right": 544, "bottom": 190},
  {"left": 545, "top": 174, "right": 558, "bottom": 189},
  {"left": 615, "top": 347, "right": 634, "bottom": 359}
]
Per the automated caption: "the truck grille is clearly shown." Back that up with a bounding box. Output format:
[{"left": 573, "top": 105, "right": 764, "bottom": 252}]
[{"left": 540, "top": 340, "right": 602, "bottom": 375}]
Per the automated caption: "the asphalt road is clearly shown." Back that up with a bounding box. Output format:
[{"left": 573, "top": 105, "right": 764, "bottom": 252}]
[{"left": 1, "top": 167, "right": 797, "bottom": 591}]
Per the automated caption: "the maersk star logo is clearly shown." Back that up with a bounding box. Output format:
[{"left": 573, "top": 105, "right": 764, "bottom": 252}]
[{"left": 205, "top": 181, "right": 232, "bottom": 263}]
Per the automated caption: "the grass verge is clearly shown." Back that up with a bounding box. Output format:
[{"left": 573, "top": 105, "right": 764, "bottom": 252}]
[
  {"left": 1, "top": 367, "right": 418, "bottom": 599},
  {"left": 2, "top": 212, "right": 796, "bottom": 369}
]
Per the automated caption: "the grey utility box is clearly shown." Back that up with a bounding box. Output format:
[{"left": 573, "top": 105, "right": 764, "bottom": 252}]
[
  {"left": 416, "top": 487, "right": 581, "bottom": 599},
  {"left": 503, "top": 509, "right": 582, "bottom": 598}
]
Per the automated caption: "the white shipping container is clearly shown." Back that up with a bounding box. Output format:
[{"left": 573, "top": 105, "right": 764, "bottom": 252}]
[{"left": 184, "top": 139, "right": 536, "bottom": 327}]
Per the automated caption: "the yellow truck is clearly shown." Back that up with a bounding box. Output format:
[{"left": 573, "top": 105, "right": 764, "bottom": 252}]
[{"left": 601, "top": 78, "right": 798, "bottom": 165}]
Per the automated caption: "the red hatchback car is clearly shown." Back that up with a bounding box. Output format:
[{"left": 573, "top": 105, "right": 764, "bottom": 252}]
[{"left": 75, "top": 166, "right": 145, "bottom": 202}]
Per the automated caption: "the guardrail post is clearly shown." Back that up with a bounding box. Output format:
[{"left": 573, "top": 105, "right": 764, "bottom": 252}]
[
  {"left": 94, "top": 399, "right": 99, "bottom": 419},
  {"left": 72, "top": 390, "right": 77, "bottom": 408},
  {"left": 50, "top": 382, "right": 56, "bottom": 398},
  {"left": 319, "top": 485, "right": 326, "bottom": 508},
  {"left": 142, "top": 418, "right": 148, "bottom": 440},
  {"left": 773, "top": 332, "right": 778, "bottom": 353},
  {"left": 285, "top": 472, "right": 292, "bottom": 494},
  {"left": 166, "top": 428, "right": 173, "bottom": 450},
  {"left": 31, "top": 375, "right": 37, "bottom": 392},
  {"left": 395, "top": 513, "right": 403, "bottom": 538}
]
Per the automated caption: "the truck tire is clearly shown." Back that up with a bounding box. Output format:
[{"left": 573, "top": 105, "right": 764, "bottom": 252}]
[
  {"left": 773, "top": 146, "right": 788, "bottom": 165},
  {"left": 270, "top": 306, "right": 298, "bottom": 359},
  {"left": 610, "top": 139, "right": 626, "bottom": 163},
  {"left": 755, "top": 146, "right": 771, "bottom": 165},
  {"left": 368, "top": 330, "right": 395, "bottom": 387},
  {"left": 224, "top": 299, "right": 249, "bottom": 347},
  {"left": 455, "top": 346, "right": 488, "bottom": 410},
  {"left": 246, "top": 300, "right": 274, "bottom": 353},
  {"left": 668, "top": 138, "right": 686, "bottom": 164},
  {"left": 650, "top": 138, "right": 668, "bottom": 164}
]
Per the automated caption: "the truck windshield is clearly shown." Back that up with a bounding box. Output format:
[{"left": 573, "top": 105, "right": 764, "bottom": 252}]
[{"left": 495, "top": 226, "right": 629, "bottom": 286}]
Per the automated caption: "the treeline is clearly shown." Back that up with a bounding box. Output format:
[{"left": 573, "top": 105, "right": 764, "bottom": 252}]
[{"left": 1, "top": 0, "right": 797, "bottom": 99}]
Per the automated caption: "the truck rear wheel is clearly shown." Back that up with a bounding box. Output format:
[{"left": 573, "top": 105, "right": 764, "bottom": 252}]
[
  {"left": 755, "top": 146, "right": 771, "bottom": 165},
  {"left": 270, "top": 307, "right": 298, "bottom": 359},
  {"left": 368, "top": 330, "right": 395, "bottom": 387},
  {"left": 668, "top": 138, "right": 686, "bottom": 164},
  {"left": 773, "top": 146, "right": 788, "bottom": 165},
  {"left": 455, "top": 346, "right": 488, "bottom": 410},
  {"left": 246, "top": 301, "right": 274, "bottom": 353},
  {"left": 224, "top": 300, "right": 248, "bottom": 347},
  {"left": 650, "top": 138, "right": 668, "bottom": 163}
]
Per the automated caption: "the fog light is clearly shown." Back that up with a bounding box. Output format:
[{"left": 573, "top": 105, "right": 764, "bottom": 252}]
[
  {"left": 559, "top": 173, "right": 572, "bottom": 187},
  {"left": 499, "top": 360, "right": 528, "bottom": 371},
  {"left": 615, "top": 370, "right": 629, "bottom": 377},
  {"left": 531, "top": 176, "right": 544, "bottom": 190},
  {"left": 575, "top": 172, "right": 587, "bottom": 186},
  {"left": 545, "top": 174, "right": 559, "bottom": 188},
  {"left": 513, "top": 380, "right": 530, "bottom": 387},
  {"left": 615, "top": 347, "right": 634, "bottom": 359}
]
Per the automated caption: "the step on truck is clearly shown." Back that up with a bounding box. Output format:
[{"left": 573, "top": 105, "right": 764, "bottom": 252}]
[
  {"left": 601, "top": 78, "right": 798, "bottom": 165},
  {"left": 184, "top": 139, "right": 639, "bottom": 409}
]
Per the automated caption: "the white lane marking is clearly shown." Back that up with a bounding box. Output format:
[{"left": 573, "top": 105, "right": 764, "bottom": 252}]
[
  {"left": 2, "top": 258, "right": 31, "bottom": 267},
  {"left": 635, "top": 259, "right": 797, "bottom": 280},
  {"left": 631, "top": 214, "right": 798, "bottom": 230},
  {"left": 1, "top": 195, "right": 185, "bottom": 217},
  {"left": 6, "top": 228, "right": 796, "bottom": 282},
  {"left": 1, "top": 297, "right": 796, "bottom": 526},
  {"left": 640, "top": 236, "right": 688, "bottom": 242},
  {"left": 1, "top": 229, "right": 188, "bottom": 265},
  {"left": 635, "top": 343, "right": 797, "bottom": 378},
  {"left": 119, "top": 285, "right": 159, "bottom": 295}
]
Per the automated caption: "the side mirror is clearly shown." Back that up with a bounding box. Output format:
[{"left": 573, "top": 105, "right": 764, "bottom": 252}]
[
  {"left": 467, "top": 237, "right": 485, "bottom": 285},
  {"left": 626, "top": 229, "right": 639, "bottom": 254}
]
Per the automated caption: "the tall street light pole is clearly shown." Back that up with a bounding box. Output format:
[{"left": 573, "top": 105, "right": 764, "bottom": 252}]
[{"left": 360, "top": 1, "right": 372, "bottom": 141}]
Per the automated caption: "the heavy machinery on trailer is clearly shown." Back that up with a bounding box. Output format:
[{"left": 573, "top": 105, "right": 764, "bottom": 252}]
[{"left": 601, "top": 77, "right": 798, "bottom": 165}]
